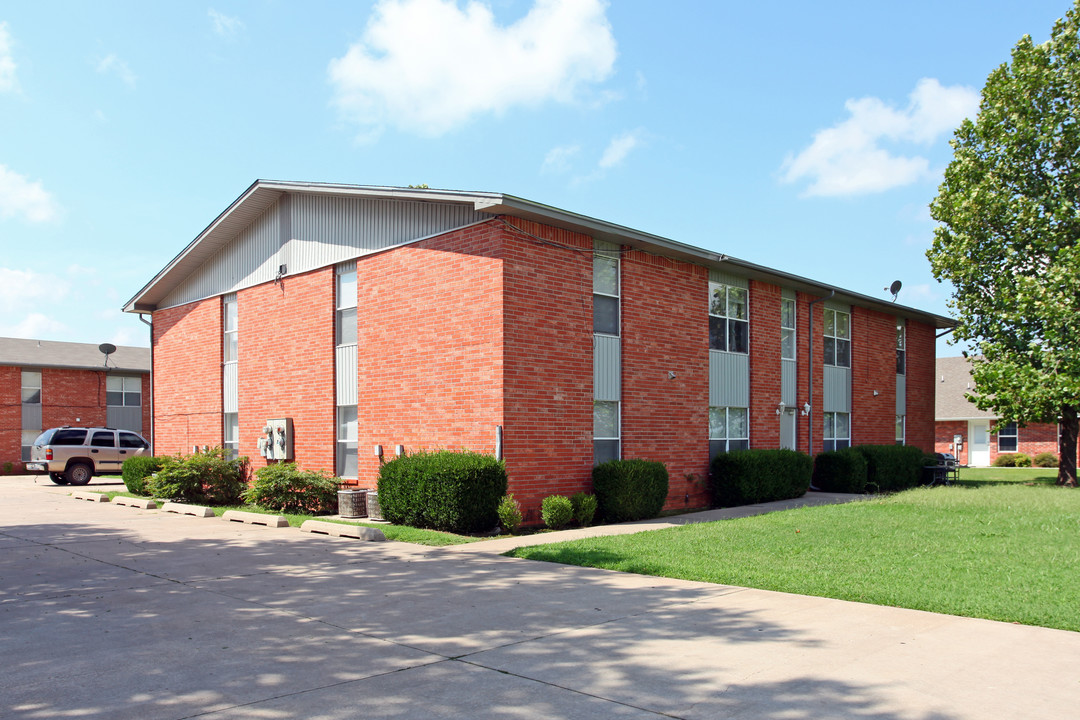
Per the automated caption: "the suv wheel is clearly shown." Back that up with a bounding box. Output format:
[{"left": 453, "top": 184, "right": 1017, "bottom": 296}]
[
  {"left": 49, "top": 472, "right": 68, "bottom": 485},
  {"left": 65, "top": 463, "right": 93, "bottom": 486}
]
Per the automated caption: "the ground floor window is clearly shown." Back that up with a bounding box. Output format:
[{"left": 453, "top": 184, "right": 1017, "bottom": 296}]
[
  {"left": 223, "top": 413, "right": 239, "bottom": 459},
  {"left": 824, "top": 411, "right": 850, "bottom": 452},
  {"left": 896, "top": 415, "right": 905, "bottom": 446},
  {"left": 594, "top": 400, "right": 620, "bottom": 465},
  {"left": 21, "top": 430, "right": 39, "bottom": 462},
  {"left": 337, "top": 405, "right": 358, "bottom": 478},
  {"left": 997, "top": 421, "right": 1018, "bottom": 452},
  {"left": 709, "top": 406, "right": 749, "bottom": 459}
]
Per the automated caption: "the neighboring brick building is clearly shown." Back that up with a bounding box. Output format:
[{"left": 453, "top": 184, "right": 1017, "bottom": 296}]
[
  {"left": 0, "top": 337, "right": 150, "bottom": 471},
  {"left": 124, "top": 181, "right": 952, "bottom": 518},
  {"left": 935, "top": 356, "right": 1064, "bottom": 466}
]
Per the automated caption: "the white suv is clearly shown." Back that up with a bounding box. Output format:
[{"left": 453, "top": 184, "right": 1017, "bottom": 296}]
[{"left": 25, "top": 427, "right": 150, "bottom": 485}]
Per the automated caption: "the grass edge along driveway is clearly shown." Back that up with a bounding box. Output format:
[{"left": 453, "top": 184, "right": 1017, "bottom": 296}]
[{"left": 509, "top": 474, "right": 1080, "bottom": 632}]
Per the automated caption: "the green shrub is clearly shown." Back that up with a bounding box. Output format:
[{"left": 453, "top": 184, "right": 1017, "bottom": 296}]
[
  {"left": 146, "top": 448, "right": 246, "bottom": 505},
  {"left": 244, "top": 462, "right": 339, "bottom": 514},
  {"left": 850, "top": 445, "right": 926, "bottom": 492},
  {"left": 3, "top": 461, "right": 12, "bottom": 474},
  {"left": 377, "top": 450, "right": 507, "bottom": 533},
  {"left": 121, "top": 455, "right": 169, "bottom": 496},
  {"left": 541, "top": 495, "right": 573, "bottom": 530},
  {"left": 497, "top": 494, "right": 523, "bottom": 534},
  {"left": 570, "top": 492, "right": 598, "bottom": 527},
  {"left": 592, "top": 459, "right": 669, "bottom": 523},
  {"left": 812, "top": 449, "right": 868, "bottom": 493},
  {"left": 711, "top": 449, "right": 811, "bottom": 507},
  {"left": 993, "top": 453, "right": 1017, "bottom": 467},
  {"left": 1034, "top": 452, "right": 1058, "bottom": 468},
  {"left": 1013, "top": 453, "right": 1032, "bottom": 468}
]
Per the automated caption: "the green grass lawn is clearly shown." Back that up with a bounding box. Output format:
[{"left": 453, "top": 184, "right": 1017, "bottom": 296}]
[{"left": 508, "top": 470, "right": 1080, "bottom": 631}]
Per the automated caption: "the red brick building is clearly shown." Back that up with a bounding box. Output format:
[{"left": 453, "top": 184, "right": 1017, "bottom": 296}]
[
  {"left": 124, "top": 181, "right": 951, "bottom": 518},
  {"left": 935, "top": 356, "right": 1064, "bottom": 466},
  {"left": 0, "top": 337, "right": 150, "bottom": 471}
]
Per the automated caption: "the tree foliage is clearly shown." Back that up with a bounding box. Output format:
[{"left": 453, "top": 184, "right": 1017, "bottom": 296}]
[{"left": 928, "top": 1, "right": 1080, "bottom": 486}]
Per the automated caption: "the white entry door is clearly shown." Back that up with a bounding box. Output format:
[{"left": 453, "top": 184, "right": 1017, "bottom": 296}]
[{"left": 969, "top": 420, "right": 990, "bottom": 466}]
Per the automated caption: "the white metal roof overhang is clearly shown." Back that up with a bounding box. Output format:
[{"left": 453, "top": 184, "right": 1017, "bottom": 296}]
[{"left": 124, "top": 180, "right": 956, "bottom": 329}]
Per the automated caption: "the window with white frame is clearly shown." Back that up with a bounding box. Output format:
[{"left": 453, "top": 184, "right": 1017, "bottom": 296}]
[
  {"left": 336, "top": 262, "right": 357, "bottom": 347},
  {"left": 106, "top": 376, "right": 142, "bottom": 407},
  {"left": 337, "top": 405, "right": 358, "bottom": 478},
  {"left": 709, "top": 406, "right": 749, "bottom": 459},
  {"left": 593, "top": 249, "right": 619, "bottom": 336},
  {"left": 824, "top": 411, "right": 850, "bottom": 451},
  {"left": 781, "top": 298, "right": 796, "bottom": 360},
  {"left": 21, "top": 430, "right": 40, "bottom": 462},
  {"left": 896, "top": 415, "right": 905, "bottom": 445},
  {"left": 823, "top": 308, "right": 850, "bottom": 368},
  {"left": 896, "top": 320, "right": 906, "bottom": 375},
  {"left": 223, "top": 412, "right": 239, "bottom": 459},
  {"left": 223, "top": 293, "right": 238, "bottom": 363},
  {"left": 709, "top": 283, "right": 749, "bottom": 353},
  {"left": 594, "top": 400, "right": 620, "bottom": 465},
  {"left": 997, "top": 421, "right": 1018, "bottom": 452}
]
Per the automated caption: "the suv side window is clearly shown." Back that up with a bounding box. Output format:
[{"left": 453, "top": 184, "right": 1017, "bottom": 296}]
[
  {"left": 119, "top": 432, "right": 148, "bottom": 449},
  {"left": 90, "top": 431, "right": 116, "bottom": 448},
  {"left": 53, "top": 429, "right": 88, "bottom": 445}
]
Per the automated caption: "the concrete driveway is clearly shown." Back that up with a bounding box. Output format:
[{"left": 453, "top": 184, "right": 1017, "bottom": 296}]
[{"left": 1, "top": 475, "right": 1077, "bottom": 720}]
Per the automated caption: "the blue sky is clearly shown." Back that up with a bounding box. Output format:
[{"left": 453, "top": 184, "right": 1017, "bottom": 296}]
[{"left": 0, "top": 0, "right": 1069, "bottom": 353}]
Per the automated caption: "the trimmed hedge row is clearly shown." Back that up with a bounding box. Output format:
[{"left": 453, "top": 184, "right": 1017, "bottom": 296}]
[
  {"left": 812, "top": 444, "right": 930, "bottom": 493},
  {"left": 710, "top": 449, "right": 812, "bottom": 507},
  {"left": 811, "top": 449, "right": 867, "bottom": 493},
  {"left": 378, "top": 450, "right": 507, "bottom": 533},
  {"left": 592, "top": 459, "right": 669, "bottom": 522}
]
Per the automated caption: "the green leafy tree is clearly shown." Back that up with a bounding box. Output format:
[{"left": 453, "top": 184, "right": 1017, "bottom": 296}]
[{"left": 928, "top": 1, "right": 1080, "bottom": 486}]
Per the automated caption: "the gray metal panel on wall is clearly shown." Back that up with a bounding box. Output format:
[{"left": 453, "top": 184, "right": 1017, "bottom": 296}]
[
  {"left": 825, "top": 300, "right": 851, "bottom": 313},
  {"left": 161, "top": 200, "right": 282, "bottom": 309},
  {"left": 289, "top": 195, "right": 487, "bottom": 274},
  {"left": 781, "top": 359, "right": 796, "bottom": 405},
  {"left": 21, "top": 404, "right": 41, "bottom": 430},
  {"left": 593, "top": 335, "right": 621, "bottom": 401},
  {"left": 336, "top": 345, "right": 358, "bottom": 406},
  {"left": 780, "top": 410, "right": 796, "bottom": 450},
  {"left": 896, "top": 373, "right": 906, "bottom": 415},
  {"left": 823, "top": 366, "right": 851, "bottom": 412},
  {"left": 223, "top": 363, "right": 239, "bottom": 413},
  {"left": 781, "top": 287, "right": 796, "bottom": 300},
  {"left": 709, "top": 351, "right": 749, "bottom": 407},
  {"left": 709, "top": 269, "right": 748, "bottom": 289},
  {"left": 107, "top": 406, "right": 142, "bottom": 433}
]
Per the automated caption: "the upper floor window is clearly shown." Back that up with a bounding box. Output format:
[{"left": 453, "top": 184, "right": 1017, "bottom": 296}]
[
  {"left": 21, "top": 370, "right": 41, "bottom": 404},
  {"left": 223, "top": 293, "right": 238, "bottom": 363},
  {"left": 781, "top": 298, "right": 796, "bottom": 360},
  {"left": 336, "top": 262, "right": 358, "bottom": 347},
  {"left": 896, "top": 320, "right": 906, "bottom": 375},
  {"left": 823, "top": 308, "right": 850, "bottom": 368},
  {"left": 593, "top": 249, "right": 620, "bottom": 336},
  {"left": 997, "top": 421, "right": 1018, "bottom": 452},
  {"left": 709, "top": 282, "right": 748, "bottom": 353},
  {"left": 107, "top": 376, "right": 142, "bottom": 407}
]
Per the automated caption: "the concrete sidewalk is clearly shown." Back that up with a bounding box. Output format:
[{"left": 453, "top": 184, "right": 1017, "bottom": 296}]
[{"left": 2, "top": 474, "right": 1077, "bottom": 719}]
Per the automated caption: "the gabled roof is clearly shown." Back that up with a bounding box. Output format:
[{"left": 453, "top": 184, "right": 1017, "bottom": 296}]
[
  {"left": 124, "top": 179, "right": 957, "bottom": 328},
  {"left": 0, "top": 337, "right": 150, "bottom": 373},
  {"left": 936, "top": 356, "right": 995, "bottom": 421}
]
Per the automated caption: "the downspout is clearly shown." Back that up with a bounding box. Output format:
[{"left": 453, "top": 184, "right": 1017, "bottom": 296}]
[
  {"left": 139, "top": 313, "right": 153, "bottom": 455},
  {"left": 806, "top": 291, "right": 835, "bottom": 456}
]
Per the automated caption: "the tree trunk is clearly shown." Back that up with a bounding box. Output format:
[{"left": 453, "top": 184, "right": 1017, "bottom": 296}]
[{"left": 1058, "top": 405, "right": 1078, "bottom": 487}]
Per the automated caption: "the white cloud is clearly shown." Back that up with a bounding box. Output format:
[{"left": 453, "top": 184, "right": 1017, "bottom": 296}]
[
  {"left": 541, "top": 144, "right": 580, "bottom": 174},
  {"left": 780, "top": 78, "right": 980, "bottom": 197},
  {"left": 1, "top": 312, "right": 67, "bottom": 339},
  {"left": 328, "top": 0, "right": 617, "bottom": 139},
  {"left": 96, "top": 53, "right": 137, "bottom": 88},
  {"left": 0, "top": 22, "right": 17, "bottom": 93},
  {"left": 598, "top": 129, "right": 642, "bottom": 168},
  {"left": 0, "top": 268, "right": 68, "bottom": 323},
  {"left": 208, "top": 9, "right": 244, "bottom": 37},
  {"left": 0, "top": 165, "right": 60, "bottom": 223}
]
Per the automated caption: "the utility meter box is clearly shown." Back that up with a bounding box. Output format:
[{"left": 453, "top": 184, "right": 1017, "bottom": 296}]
[{"left": 260, "top": 418, "right": 294, "bottom": 461}]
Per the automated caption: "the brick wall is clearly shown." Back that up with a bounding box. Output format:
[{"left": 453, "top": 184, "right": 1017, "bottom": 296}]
[
  {"left": 621, "top": 248, "right": 710, "bottom": 511},
  {"left": 41, "top": 368, "right": 107, "bottom": 430},
  {"left": 0, "top": 366, "right": 19, "bottom": 468},
  {"left": 990, "top": 420, "right": 1062, "bottom": 464},
  {"left": 749, "top": 280, "right": 782, "bottom": 450},
  {"left": 353, "top": 220, "right": 506, "bottom": 492},
  {"left": 905, "top": 319, "right": 935, "bottom": 452},
  {"left": 935, "top": 420, "right": 969, "bottom": 464},
  {"left": 851, "top": 307, "right": 898, "bottom": 446},
  {"left": 238, "top": 267, "right": 336, "bottom": 474},
  {"left": 152, "top": 297, "right": 223, "bottom": 455}
]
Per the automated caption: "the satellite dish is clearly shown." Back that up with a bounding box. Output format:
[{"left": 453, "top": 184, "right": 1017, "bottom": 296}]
[
  {"left": 886, "top": 280, "right": 902, "bottom": 302},
  {"left": 98, "top": 343, "right": 116, "bottom": 368}
]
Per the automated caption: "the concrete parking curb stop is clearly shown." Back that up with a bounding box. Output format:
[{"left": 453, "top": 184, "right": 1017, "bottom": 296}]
[
  {"left": 300, "top": 519, "right": 386, "bottom": 541},
  {"left": 112, "top": 496, "right": 157, "bottom": 509},
  {"left": 223, "top": 509, "right": 289, "bottom": 527},
  {"left": 161, "top": 501, "right": 215, "bottom": 517},
  {"left": 71, "top": 490, "right": 109, "bottom": 503}
]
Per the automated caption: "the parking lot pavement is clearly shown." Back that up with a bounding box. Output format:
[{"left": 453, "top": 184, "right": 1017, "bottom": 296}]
[{"left": 3, "top": 474, "right": 1078, "bottom": 719}]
